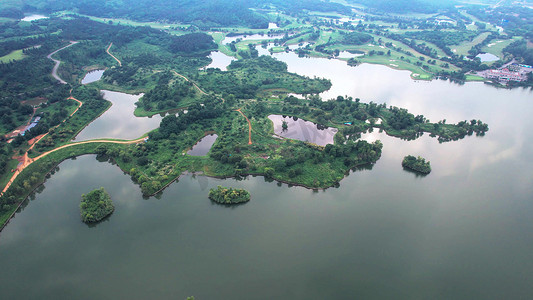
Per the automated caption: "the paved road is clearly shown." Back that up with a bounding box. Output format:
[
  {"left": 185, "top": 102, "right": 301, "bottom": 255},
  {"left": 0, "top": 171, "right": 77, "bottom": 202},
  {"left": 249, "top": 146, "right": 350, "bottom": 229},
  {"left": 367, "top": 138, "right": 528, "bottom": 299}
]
[{"left": 47, "top": 41, "right": 79, "bottom": 84}]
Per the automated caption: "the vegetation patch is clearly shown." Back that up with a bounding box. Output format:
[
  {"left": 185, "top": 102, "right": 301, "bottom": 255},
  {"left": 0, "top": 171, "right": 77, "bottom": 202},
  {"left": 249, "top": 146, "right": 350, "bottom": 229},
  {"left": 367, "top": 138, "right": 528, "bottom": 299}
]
[
  {"left": 208, "top": 185, "right": 250, "bottom": 204},
  {"left": 402, "top": 155, "right": 431, "bottom": 174},
  {"left": 80, "top": 187, "right": 114, "bottom": 223}
]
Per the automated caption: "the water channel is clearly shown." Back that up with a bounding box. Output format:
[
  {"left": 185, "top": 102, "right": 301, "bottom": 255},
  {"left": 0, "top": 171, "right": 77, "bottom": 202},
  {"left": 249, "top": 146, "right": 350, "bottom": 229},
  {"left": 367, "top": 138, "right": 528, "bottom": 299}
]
[{"left": 1, "top": 45, "right": 533, "bottom": 299}]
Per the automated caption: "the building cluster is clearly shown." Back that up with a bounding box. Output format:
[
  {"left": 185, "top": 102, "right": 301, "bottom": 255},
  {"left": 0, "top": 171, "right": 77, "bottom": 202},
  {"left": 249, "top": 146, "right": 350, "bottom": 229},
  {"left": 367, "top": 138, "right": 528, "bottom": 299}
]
[{"left": 480, "top": 64, "right": 532, "bottom": 83}]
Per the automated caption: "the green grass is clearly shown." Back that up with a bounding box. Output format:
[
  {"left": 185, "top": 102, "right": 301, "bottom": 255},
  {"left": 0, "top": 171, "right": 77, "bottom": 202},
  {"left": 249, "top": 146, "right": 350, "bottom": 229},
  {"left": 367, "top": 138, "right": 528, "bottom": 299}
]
[
  {"left": 465, "top": 74, "right": 486, "bottom": 81},
  {"left": 481, "top": 37, "right": 521, "bottom": 58},
  {"left": 55, "top": 11, "right": 192, "bottom": 35},
  {"left": 452, "top": 31, "right": 491, "bottom": 56},
  {"left": 0, "top": 49, "right": 26, "bottom": 63}
]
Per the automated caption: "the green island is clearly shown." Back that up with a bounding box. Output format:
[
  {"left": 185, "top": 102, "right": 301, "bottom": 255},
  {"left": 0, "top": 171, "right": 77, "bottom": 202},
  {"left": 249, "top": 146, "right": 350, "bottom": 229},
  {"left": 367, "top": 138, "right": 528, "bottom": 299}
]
[
  {"left": 80, "top": 187, "right": 114, "bottom": 223},
  {"left": 402, "top": 155, "right": 431, "bottom": 174},
  {"left": 208, "top": 186, "right": 251, "bottom": 205},
  {"left": 4, "top": 0, "right": 527, "bottom": 230}
]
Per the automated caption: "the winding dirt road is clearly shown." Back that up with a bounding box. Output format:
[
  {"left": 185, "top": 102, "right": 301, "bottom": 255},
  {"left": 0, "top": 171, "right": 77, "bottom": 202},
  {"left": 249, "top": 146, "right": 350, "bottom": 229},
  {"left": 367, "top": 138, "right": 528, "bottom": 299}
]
[
  {"left": 171, "top": 70, "right": 207, "bottom": 95},
  {"left": 1, "top": 136, "right": 146, "bottom": 195},
  {"left": 236, "top": 108, "right": 253, "bottom": 145},
  {"left": 106, "top": 43, "right": 122, "bottom": 66},
  {"left": 47, "top": 41, "right": 79, "bottom": 84}
]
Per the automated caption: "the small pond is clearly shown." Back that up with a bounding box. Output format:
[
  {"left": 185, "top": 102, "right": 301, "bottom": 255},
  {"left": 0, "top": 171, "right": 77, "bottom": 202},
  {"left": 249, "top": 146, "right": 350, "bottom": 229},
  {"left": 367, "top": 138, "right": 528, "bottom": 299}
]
[
  {"left": 476, "top": 52, "right": 499, "bottom": 62},
  {"left": 21, "top": 14, "right": 48, "bottom": 22},
  {"left": 338, "top": 51, "right": 364, "bottom": 59},
  {"left": 205, "top": 51, "right": 235, "bottom": 71},
  {"left": 268, "top": 114, "right": 338, "bottom": 146},
  {"left": 81, "top": 69, "right": 105, "bottom": 85},
  {"left": 187, "top": 134, "right": 218, "bottom": 156}
]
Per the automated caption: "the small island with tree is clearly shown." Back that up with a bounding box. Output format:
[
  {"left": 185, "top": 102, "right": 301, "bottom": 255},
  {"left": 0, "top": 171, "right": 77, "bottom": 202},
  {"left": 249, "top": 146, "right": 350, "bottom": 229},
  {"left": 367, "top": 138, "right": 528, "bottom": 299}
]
[
  {"left": 80, "top": 188, "right": 115, "bottom": 223},
  {"left": 402, "top": 155, "right": 432, "bottom": 174},
  {"left": 208, "top": 186, "right": 251, "bottom": 205}
]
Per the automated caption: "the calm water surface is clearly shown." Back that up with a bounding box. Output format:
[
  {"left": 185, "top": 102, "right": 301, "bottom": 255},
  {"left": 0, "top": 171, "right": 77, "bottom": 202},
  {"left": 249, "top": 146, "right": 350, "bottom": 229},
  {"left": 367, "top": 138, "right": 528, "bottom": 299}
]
[
  {"left": 268, "top": 114, "right": 337, "bottom": 146},
  {"left": 21, "top": 14, "right": 48, "bottom": 22},
  {"left": 205, "top": 51, "right": 235, "bottom": 71},
  {"left": 81, "top": 70, "right": 105, "bottom": 84},
  {"left": 476, "top": 52, "right": 500, "bottom": 62},
  {"left": 1, "top": 50, "right": 533, "bottom": 299},
  {"left": 74, "top": 90, "right": 162, "bottom": 141},
  {"left": 187, "top": 134, "right": 218, "bottom": 156}
]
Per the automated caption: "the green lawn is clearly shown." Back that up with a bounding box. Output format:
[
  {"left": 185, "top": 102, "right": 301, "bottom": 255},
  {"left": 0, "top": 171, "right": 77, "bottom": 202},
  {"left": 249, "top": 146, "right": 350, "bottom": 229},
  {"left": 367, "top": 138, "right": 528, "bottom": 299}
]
[
  {"left": 0, "top": 49, "right": 26, "bottom": 63},
  {"left": 481, "top": 37, "right": 521, "bottom": 57},
  {"left": 452, "top": 31, "right": 491, "bottom": 56}
]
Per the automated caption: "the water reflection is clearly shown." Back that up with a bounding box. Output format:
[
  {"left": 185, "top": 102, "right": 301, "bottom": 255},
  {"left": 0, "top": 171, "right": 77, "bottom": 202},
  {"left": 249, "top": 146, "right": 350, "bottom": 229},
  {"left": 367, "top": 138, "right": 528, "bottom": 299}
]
[
  {"left": 205, "top": 51, "right": 235, "bottom": 71},
  {"left": 268, "top": 114, "right": 337, "bottom": 146},
  {"left": 187, "top": 134, "right": 218, "bottom": 156},
  {"left": 21, "top": 14, "right": 48, "bottom": 22},
  {"left": 74, "top": 90, "right": 162, "bottom": 141},
  {"left": 81, "top": 69, "right": 105, "bottom": 84},
  {"left": 476, "top": 53, "right": 499, "bottom": 62}
]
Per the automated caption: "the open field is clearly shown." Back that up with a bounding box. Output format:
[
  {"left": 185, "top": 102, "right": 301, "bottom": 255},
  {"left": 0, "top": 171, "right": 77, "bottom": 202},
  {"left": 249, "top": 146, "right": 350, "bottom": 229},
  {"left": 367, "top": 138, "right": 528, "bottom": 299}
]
[
  {"left": 0, "top": 49, "right": 26, "bottom": 63},
  {"left": 452, "top": 31, "right": 491, "bottom": 56}
]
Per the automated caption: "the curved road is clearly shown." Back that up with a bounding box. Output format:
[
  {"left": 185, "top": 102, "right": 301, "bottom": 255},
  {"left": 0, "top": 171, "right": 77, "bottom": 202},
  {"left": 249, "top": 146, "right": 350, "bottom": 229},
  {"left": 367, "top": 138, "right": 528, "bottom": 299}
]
[
  {"left": 106, "top": 43, "right": 122, "bottom": 66},
  {"left": 171, "top": 70, "right": 207, "bottom": 95},
  {"left": 236, "top": 108, "right": 253, "bottom": 145},
  {"left": 47, "top": 41, "right": 79, "bottom": 84}
]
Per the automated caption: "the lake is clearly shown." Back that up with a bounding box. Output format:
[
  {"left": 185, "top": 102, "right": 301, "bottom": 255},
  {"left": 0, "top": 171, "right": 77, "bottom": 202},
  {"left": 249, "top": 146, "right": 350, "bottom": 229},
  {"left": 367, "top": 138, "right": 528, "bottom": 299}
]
[
  {"left": 74, "top": 90, "right": 162, "bottom": 141},
  {"left": 1, "top": 48, "right": 533, "bottom": 299},
  {"left": 81, "top": 69, "right": 105, "bottom": 85}
]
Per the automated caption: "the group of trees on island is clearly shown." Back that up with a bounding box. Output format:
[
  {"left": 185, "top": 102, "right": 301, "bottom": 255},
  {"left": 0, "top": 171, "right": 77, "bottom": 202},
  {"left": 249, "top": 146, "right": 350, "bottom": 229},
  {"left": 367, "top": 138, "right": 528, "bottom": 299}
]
[
  {"left": 402, "top": 155, "right": 431, "bottom": 174},
  {"left": 208, "top": 186, "right": 250, "bottom": 204},
  {"left": 80, "top": 188, "right": 114, "bottom": 223}
]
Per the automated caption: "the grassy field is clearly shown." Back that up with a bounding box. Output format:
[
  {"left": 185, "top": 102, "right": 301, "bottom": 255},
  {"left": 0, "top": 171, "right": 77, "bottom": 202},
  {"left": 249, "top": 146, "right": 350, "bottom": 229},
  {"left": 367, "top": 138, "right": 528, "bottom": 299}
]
[
  {"left": 452, "top": 31, "right": 491, "bottom": 56},
  {"left": 0, "top": 49, "right": 26, "bottom": 63},
  {"left": 481, "top": 37, "right": 520, "bottom": 57}
]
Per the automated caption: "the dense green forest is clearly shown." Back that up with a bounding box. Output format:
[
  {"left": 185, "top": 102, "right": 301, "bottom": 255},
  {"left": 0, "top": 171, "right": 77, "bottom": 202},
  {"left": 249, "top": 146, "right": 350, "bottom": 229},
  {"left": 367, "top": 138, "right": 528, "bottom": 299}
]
[{"left": 196, "top": 55, "right": 332, "bottom": 98}]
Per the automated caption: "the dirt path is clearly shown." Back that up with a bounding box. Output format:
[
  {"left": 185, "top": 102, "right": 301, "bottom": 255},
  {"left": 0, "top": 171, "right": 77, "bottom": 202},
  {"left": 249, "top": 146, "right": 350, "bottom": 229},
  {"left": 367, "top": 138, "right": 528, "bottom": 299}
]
[
  {"left": 1, "top": 92, "right": 85, "bottom": 195},
  {"left": 236, "top": 108, "right": 253, "bottom": 145},
  {"left": 106, "top": 43, "right": 122, "bottom": 66},
  {"left": 47, "top": 41, "right": 78, "bottom": 84},
  {"left": 171, "top": 70, "right": 207, "bottom": 95},
  {"left": 1, "top": 136, "right": 146, "bottom": 195}
]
